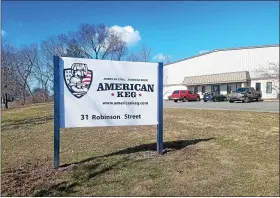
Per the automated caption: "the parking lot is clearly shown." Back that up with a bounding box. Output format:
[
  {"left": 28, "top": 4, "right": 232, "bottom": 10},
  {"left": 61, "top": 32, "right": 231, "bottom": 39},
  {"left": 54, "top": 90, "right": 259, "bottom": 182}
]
[{"left": 164, "top": 100, "right": 279, "bottom": 113}]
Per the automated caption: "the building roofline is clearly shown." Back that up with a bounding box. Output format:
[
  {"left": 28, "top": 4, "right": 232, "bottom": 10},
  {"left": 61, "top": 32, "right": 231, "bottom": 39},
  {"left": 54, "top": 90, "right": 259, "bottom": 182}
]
[
  {"left": 183, "top": 70, "right": 249, "bottom": 79},
  {"left": 164, "top": 44, "right": 280, "bottom": 66}
]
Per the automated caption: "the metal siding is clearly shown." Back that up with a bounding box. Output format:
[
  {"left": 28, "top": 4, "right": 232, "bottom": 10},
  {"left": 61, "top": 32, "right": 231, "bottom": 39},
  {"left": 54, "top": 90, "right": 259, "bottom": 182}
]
[{"left": 165, "top": 46, "right": 279, "bottom": 85}]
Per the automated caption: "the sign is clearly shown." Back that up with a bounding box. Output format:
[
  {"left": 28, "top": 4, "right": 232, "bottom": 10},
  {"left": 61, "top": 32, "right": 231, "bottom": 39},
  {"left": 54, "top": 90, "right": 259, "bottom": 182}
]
[
  {"left": 59, "top": 57, "right": 159, "bottom": 128},
  {"left": 54, "top": 56, "right": 163, "bottom": 168}
]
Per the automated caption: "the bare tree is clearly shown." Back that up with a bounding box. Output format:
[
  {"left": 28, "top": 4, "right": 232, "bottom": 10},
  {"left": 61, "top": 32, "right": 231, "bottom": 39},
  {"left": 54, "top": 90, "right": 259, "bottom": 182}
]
[
  {"left": 33, "top": 57, "right": 50, "bottom": 102},
  {"left": 58, "top": 32, "right": 90, "bottom": 58},
  {"left": 1, "top": 44, "right": 19, "bottom": 109},
  {"left": 139, "top": 45, "right": 151, "bottom": 62},
  {"left": 39, "top": 23, "right": 128, "bottom": 93},
  {"left": 255, "top": 62, "right": 279, "bottom": 97},
  {"left": 41, "top": 36, "right": 66, "bottom": 90},
  {"left": 76, "top": 23, "right": 128, "bottom": 60},
  {"left": 14, "top": 44, "right": 39, "bottom": 104},
  {"left": 108, "top": 39, "right": 127, "bottom": 61},
  {"left": 127, "top": 45, "right": 152, "bottom": 62},
  {"left": 32, "top": 87, "right": 50, "bottom": 102},
  {"left": 127, "top": 52, "right": 141, "bottom": 62}
]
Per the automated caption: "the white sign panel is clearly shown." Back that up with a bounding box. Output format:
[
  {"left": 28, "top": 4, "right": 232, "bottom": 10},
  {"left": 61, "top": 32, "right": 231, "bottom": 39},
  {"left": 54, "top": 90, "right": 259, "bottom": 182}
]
[{"left": 59, "top": 57, "right": 159, "bottom": 128}]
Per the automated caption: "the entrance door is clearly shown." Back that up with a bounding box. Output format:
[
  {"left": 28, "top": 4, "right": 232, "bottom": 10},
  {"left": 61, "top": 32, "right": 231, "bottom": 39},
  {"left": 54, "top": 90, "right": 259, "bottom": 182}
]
[{"left": 211, "top": 85, "right": 220, "bottom": 94}]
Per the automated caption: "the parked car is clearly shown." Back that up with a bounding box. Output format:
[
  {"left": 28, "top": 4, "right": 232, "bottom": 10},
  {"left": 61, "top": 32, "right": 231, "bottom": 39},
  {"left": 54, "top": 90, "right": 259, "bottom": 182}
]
[
  {"left": 171, "top": 90, "right": 201, "bottom": 102},
  {"left": 203, "top": 92, "right": 228, "bottom": 102},
  {"left": 228, "top": 87, "right": 262, "bottom": 103}
]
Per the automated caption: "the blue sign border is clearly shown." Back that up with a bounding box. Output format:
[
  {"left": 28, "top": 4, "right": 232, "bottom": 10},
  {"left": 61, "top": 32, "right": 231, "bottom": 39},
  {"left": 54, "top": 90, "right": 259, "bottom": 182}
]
[
  {"left": 53, "top": 56, "right": 164, "bottom": 168},
  {"left": 53, "top": 56, "right": 60, "bottom": 168},
  {"left": 157, "top": 62, "right": 164, "bottom": 154}
]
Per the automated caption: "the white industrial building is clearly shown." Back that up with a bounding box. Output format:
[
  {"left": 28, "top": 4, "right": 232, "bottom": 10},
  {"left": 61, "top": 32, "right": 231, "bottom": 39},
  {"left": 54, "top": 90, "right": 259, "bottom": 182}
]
[{"left": 163, "top": 44, "right": 279, "bottom": 100}]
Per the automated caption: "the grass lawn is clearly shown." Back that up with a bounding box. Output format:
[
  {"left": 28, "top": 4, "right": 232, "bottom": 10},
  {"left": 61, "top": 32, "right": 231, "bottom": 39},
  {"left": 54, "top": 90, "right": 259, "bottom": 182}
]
[{"left": 1, "top": 103, "right": 279, "bottom": 196}]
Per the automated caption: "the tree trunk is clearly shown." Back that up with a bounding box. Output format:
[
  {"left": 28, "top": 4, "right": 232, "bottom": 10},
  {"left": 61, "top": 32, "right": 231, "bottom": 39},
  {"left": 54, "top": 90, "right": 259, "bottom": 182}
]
[
  {"left": 22, "top": 90, "right": 26, "bottom": 105},
  {"left": 44, "top": 80, "right": 49, "bottom": 102},
  {"left": 5, "top": 93, "right": 8, "bottom": 109}
]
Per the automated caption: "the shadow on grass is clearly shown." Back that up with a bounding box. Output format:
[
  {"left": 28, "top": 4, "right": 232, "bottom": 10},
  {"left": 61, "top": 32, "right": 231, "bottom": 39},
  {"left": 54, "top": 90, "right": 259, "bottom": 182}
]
[
  {"left": 35, "top": 138, "right": 214, "bottom": 196},
  {"left": 34, "top": 157, "right": 131, "bottom": 196},
  {"left": 34, "top": 181, "right": 78, "bottom": 196},
  {"left": 2, "top": 116, "right": 53, "bottom": 130},
  {"left": 61, "top": 138, "right": 215, "bottom": 168}
]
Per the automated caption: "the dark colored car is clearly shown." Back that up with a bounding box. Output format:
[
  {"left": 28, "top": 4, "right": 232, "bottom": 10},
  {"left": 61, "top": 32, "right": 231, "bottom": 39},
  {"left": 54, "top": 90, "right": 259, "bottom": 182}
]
[
  {"left": 228, "top": 87, "right": 262, "bottom": 103},
  {"left": 171, "top": 90, "right": 201, "bottom": 102},
  {"left": 203, "top": 92, "right": 228, "bottom": 102}
]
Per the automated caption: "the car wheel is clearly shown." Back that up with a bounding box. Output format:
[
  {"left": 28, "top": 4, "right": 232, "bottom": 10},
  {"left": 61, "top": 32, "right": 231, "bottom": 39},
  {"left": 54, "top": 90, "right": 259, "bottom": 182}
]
[
  {"left": 244, "top": 97, "right": 249, "bottom": 103},
  {"left": 204, "top": 100, "right": 207, "bottom": 102},
  {"left": 174, "top": 100, "right": 178, "bottom": 103},
  {"left": 182, "top": 97, "right": 187, "bottom": 102},
  {"left": 229, "top": 100, "right": 234, "bottom": 103},
  {"left": 256, "top": 96, "right": 261, "bottom": 102},
  {"left": 196, "top": 97, "right": 200, "bottom": 101}
]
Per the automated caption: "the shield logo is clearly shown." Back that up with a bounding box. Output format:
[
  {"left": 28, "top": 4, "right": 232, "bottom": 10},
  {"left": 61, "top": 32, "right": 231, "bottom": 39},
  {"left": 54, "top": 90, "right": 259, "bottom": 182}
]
[{"left": 63, "top": 63, "right": 93, "bottom": 99}]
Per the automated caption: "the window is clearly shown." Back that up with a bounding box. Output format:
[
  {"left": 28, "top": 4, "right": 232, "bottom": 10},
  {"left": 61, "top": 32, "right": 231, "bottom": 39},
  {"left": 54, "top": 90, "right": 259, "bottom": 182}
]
[
  {"left": 173, "top": 90, "right": 179, "bottom": 94},
  {"left": 266, "top": 82, "right": 272, "bottom": 94},
  {"left": 227, "top": 84, "right": 232, "bottom": 94},
  {"left": 188, "top": 91, "right": 193, "bottom": 94},
  {"left": 236, "top": 88, "right": 249, "bottom": 93},
  {"left": 211, "top": 85, "right": 220, "bottom": 94},
  {"left": 256, "top": 83, "right": 261, "bottom": 91},
  {"left": 202, "top": 86, "right": 206, "bottom": 94},
  {"left": 194, "top": 87, "right": 198, "bottom": 94}
]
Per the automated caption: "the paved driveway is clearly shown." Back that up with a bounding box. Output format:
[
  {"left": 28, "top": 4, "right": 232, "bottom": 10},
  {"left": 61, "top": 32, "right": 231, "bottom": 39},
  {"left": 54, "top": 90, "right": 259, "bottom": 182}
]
[{"left": 164, "top": 100, "right": 279, "bottom": 113}]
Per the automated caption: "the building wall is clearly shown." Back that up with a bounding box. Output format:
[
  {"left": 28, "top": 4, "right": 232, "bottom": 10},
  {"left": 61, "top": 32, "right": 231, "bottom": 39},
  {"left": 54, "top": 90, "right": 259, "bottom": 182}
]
[
  {"left": 220, "top": 84, "right": 227, "bottom": 95},
  {"left": 164, "top": 45, "right": 279, "bottom": 99},
  {"left": 251, "top": 79, "right": 279, "bottom": 99}
]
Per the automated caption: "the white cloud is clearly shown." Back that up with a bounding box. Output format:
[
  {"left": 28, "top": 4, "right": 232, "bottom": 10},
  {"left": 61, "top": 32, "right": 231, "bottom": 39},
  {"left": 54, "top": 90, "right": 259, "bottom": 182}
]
[
  {"left": 199, "top": 50, "right": 209, "bottom": 54},
  {"left": 110, "top": 25, "right": 141, "bottom": 46},
  {"left": 153, "top": 53, "right": 172, "bottom": 63},
  {"left": 2, "top": 30, "right": 7, "bottom": 37}
]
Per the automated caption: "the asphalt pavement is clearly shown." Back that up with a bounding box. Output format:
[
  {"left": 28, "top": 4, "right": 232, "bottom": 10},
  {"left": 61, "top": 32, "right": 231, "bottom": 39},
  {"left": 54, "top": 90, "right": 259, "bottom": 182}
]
[{"left": 164, "top": 100, "right": 279, "bottom": 113}]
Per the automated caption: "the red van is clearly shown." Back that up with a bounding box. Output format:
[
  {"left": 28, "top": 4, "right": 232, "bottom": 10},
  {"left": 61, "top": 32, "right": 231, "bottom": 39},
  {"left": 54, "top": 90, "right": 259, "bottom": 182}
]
[{"left": 171, "top": 90, "right": 201, "bottom": 102}]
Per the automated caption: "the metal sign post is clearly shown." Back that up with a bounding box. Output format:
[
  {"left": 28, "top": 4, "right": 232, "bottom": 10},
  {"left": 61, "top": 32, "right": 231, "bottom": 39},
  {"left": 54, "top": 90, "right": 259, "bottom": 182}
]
[
  {"left": 157, "top": 62, "right": 164, "bottom": 153},
  {"left": 54, "top": 56, "right": 60, "bottom": 169}
]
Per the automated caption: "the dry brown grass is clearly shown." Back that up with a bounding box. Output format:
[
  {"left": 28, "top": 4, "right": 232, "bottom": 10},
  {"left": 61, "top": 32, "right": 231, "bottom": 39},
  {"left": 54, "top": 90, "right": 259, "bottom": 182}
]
[{"left": 1, "top": 103, "right": 279, "bottom": 196}]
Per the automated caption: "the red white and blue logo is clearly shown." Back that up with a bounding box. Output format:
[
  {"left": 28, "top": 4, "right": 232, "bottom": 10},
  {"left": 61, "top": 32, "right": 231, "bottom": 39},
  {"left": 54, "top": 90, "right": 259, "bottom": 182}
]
[{"left": 64, "top": 63, "right": 93, "bottom": 98}]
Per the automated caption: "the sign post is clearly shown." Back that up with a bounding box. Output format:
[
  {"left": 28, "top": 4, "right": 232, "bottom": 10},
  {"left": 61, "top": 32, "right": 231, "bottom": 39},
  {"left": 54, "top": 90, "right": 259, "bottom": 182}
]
[
  {"left": 53, "top": 56, "right": 60, "bottom": 169},
  {"left": 157, "top": 62, "right": 164, "bottom": 153},
  {"left": 53, "top": 56, "right": 164, "bottom": 168}
]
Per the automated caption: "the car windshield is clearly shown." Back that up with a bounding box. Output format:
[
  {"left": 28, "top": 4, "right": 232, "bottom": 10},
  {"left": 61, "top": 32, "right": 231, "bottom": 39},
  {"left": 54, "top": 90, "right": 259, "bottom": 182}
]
[
  {"left": 173, "top": 91, "right": 179, "bottom": 94},
  {"left": 236, "top": 88, "right": 248, "bottom": 93}
]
